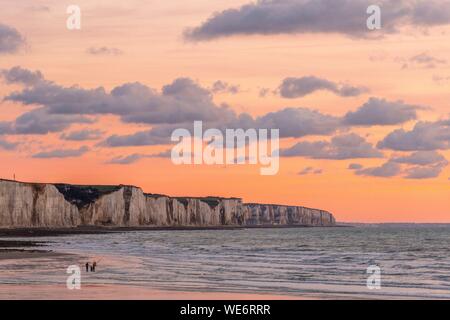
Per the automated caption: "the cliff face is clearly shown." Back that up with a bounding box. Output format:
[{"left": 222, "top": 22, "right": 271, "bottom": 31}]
[{"left": 0, "top": 179, "right": 335, "bottom": 228}]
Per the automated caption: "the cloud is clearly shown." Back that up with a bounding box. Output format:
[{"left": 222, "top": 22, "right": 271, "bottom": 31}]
[
  {"left": 258, "top": 88, "right": 271, "bottom": 97},
  {"left": 29, "top": 5, "right": 50, "bottom": 12},
  {"left": 0, "top": 122, "right": 13, "bottom": 135},
  {"left": 1, "top": 66, "right": 44, "bottom": 86},
  {"left": 107, "top": 153, "right": 147, "bottom": 165},
  {"left": 86, "top": 47, "right": 124, "bottom": 56},
  {"left": 398, "top": 52, "right": 447, "bottom": 69},
  {"left": 348, "top": 163, "right": 363, "bottom": 170},
  {"left": 298, "top": 166, "right": 323, "bottom": 175},
  {"left": 3, "top": 70, "right": 237, "bottom": 126},
  {"left": 343, "top": 98, "right": 421, "bottom": 126},
  {"left": 101, "top": 126, "right": 173, "bottom": 147},
  {"left": 412, "top": 1, "right": 450, "bottom": 26},
  {"left": 12, "top": 108, "right": 94, "bottom": 135},
  {"left": 1, "top": 67, "right": 346, "bottom": 146},
  {"left": 409, "top": 52, "right": 446, "bottom": 68},
  {"left": 60, "top": 129, "right": 103, "bottom": 141},
  {"left": 183, "top": 0, "right": 450, "bottom": 41},
  {"left": 0, "top": 137, "right": 17, "bottom": 150},
  {"left": 391, "top": 150, "right": 447, "bottom": 166},
  {"left": 103, "top": 105, "right": 341, "bottom": 146},
  {"left": 148, "top": 149, "right": 172, "bottom": 158},
  {"left": 256, "top": 107, "right": 340, "bottom": 138},
  {"left": 377, "top": 121, "right": 450, "bottom": 151},
  {"left": 211, "top": 80, "right": 240, "bottom": 94},
  {"left": 32, "top": 146, "right": 89, "bottom": 159},
  {"left": 355, "top": 161, "right": 402, "bottom": 177},
  {"left": 279, "top": 76, "right": 367, "bottom": 98},
  {"left": 0, "top": 24, "right": 25, "bottom": 54},
  {"left": 107, "top": 150, "right": 172, "bottom": 164},
  {"left": 352, "top": 151, "right": 448, "bottom": 179},
  {"left": 433, "top": 75, "right": 450, "bottom": 84},
  {"left": 280, "top": 133, "right": 383, "bottom": 159},
  {"left": 404, "top": 163, "right": 447, "bottom": 179},
  {"left": 3, "top": 66, "right": 441, "bottom": 156},
  {"left": 392, "top": 150, "right": 448, "bottom": 179}
]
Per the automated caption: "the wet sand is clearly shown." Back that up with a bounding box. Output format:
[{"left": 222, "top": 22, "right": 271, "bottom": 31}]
[
  {"left": 0, "top": 249, "right": 69, "bottom": 260},
  {"left": 0, "top": 239, "right": 69, "bottom": 260},
  {"left": 0, "top": 284, "right": 307, "bottom": 300}
]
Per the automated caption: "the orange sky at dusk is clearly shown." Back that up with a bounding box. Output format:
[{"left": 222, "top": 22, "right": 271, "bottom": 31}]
[{"left": 1, "top": 0, "right": 449, "bottom": 222}]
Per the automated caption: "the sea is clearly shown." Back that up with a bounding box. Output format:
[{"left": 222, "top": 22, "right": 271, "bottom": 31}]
[{"left": 1, "top": 225, "right": 450, "bottom": 299}]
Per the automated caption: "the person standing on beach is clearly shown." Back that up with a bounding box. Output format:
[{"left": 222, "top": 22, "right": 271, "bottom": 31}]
[
  {"left": 85, "top": 262, "right": 89, "bottom": 272},
  {"left": 92, "top": 261, "right": 97, "bottom": 272}
]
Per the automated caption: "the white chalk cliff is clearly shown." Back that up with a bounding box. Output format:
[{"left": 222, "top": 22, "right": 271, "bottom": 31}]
[{"left": 0, "top": 179, "right": 335, "bottom": 228}]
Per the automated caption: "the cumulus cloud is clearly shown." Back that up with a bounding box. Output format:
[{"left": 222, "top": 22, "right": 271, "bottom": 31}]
[
  {"left": 0, "top": 66, "right": 349, "bottom": 147},
  {"left": 2, "top": 66, "right": 442, "bottom": 159},
  {"left": 107, "top": 150, "right": 172, "bottom": 164},
  {"left": 3, "top": 71, "right": 237, "bottom": 126},
  {"left": 397, "top": 52, "right": 448, "bottom": 69},
  {"left": 256, "top": 107, "right": 340, "bottom": 138},
  {"left": 409, "top": 52, "right": 446, "bottom": 68},
  {"left": 279, "top": 76, "right": 368, "bottom": 98},
  {"left": 100, "top": 104, "right": 340, "bottom": 147},
  {"left": 0, "top": 137, "right": 17, "bottom": 150},
  {"left": 149, "top": 149, "right": 174, "bottom": 158},
  {"left": 404, "top": 163, "right": 447, "bottom": 179},
  {"left": 107, "top": 153, "right": 147, "bottom": 164},
  {"left": 102, "top": 105, "right": 341, "bottom": 147},
  {"left": 101, "top": 127, "right": 173, "bottom": 147},
  {"left": 0, "top": 24, "right": 25, "bottom": 54},
  {"left": 60, "top": 129, "right": 103, "bottom": 141},
  {"left": 86, "top": 46, "right": 123, "bottom": 56},
  {"left": 377, "top": 121, "right": 450, "bottom": 151},
  {"left": 1, "top": 66, "right": 44, "bottom": 86},
  {"left": 211, "top": 80, "right": 240, "bottom": 94},
  {"left": 348, "top": 163, "right": 363, "bottom": 170},
  {"left": 0, "top": 122, "right": 12, "bottom": 135},
  {"left": 343, "top": 98, "right": 421, "bottom": 126},
  {"left": 392, "top": 150, "right": 449, "bottom": 179},
  {"left": 258, "top": 88, "right": 271, "bottom": 97},
  {"left": 355, "top": 161, "right": 402, "bottom": 177},
  {"left": 32, "top": 146, "right": 89, "bottom": 159},
  {"left": 433, "top": 75, "right": 450, "bottom": 84},
  {"left": 12, "top": 108, "right": 94, "bottom": 135},
  {"left": 352, "top": 151, "right": 448, "bottom": 179},
  {"left": 391, "top": 150, "right": 447, "bottom": 166},
  {"left": 280, "top": 133, "right": 383, "bottom": 159},
  {"left": 298, "top": 166, "right": 323, "bottom": 175},
  {"left": 184, "top": 0, "right": 450, "bottom": 41}
]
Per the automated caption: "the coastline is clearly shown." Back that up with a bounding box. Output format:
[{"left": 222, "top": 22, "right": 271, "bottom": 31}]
[
  {"left": 0, "top": 239, "right": 71, "bottom": 260},
  {"left": 0, "top": 224, "right": 346, "bottom": 238},
  {"left": 0, "top": 179, "right": 336, "bottom": 229}
]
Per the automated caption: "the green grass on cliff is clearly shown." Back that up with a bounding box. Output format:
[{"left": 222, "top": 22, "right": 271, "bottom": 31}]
[{"left": 54, "top": 184, "right": 122, "bottom": 209}]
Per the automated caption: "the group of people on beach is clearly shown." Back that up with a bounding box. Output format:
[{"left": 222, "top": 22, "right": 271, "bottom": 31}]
[{"left": 85, "top": 261, "right": 97, "bottom": 272}]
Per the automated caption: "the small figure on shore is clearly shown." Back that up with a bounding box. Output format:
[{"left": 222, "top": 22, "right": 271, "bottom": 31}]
[
  {"left": 91, "top": 261, "right": 97, "bottom": 272},
  {"left": 85, "top": 262, "right": 89, "bottom": 272}
]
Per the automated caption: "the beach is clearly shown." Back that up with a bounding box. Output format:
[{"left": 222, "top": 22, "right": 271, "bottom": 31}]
[{"left": 1, "top": 225, "right": 450, "bottom": 300}]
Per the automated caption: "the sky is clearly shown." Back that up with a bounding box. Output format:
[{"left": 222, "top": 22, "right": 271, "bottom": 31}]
[{"left": 0, "top": 0, "right": 450, "bottom": 223}]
